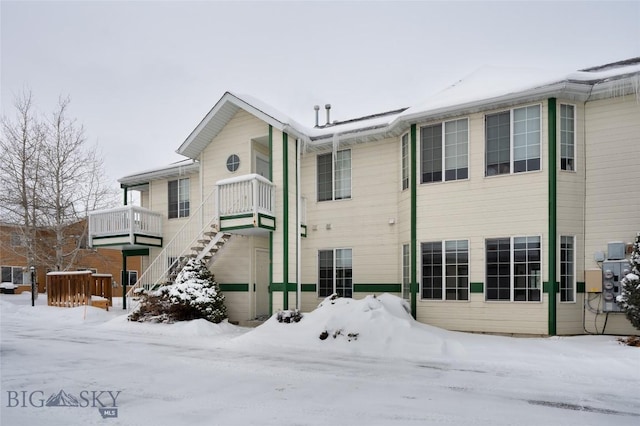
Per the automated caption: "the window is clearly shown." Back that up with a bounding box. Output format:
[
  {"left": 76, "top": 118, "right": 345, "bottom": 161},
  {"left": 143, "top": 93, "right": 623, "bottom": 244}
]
[
  {"left": 168, "top": 178, "right": 189, "bottom": 219},
  {"left": 318, "top": 249, "right": 352, "bottom": 298},
  {"left": 317, "top": 150, "right": 351, "bottom": 201},
  {"left": 421, "top": 119, "right": 468, "bottom": 183},
  {"left": 226, "top": 154, "right": 240, "bottom": 172},
  {"left": 401, "top": 134, "right": 409, "bottom": 190},
  {"left": 421, "top": 240, "right": 469, "bottom": 301},
  {"left": 560, "top": 236, "right": 575, "bottom": 302},
  {"left": 119, "top": 270, "right": 138, "bottom": 286},
  {"left": 486, "top": 236, "right": 541, "bottom": 302},
  {"left": 10, "top": 232, "right": 26, "bottom": 247},
  {"left": 402, "top": 244, "right": 410, "bottom": 300},
  {"left": 560, "top": 104, "right": 575, "bottom": 171},
  {"left": 1, "top": 266, "right": 24, "bottom": 285},
  {"left": 486, "top": 105, "right": 541, "bottom": 176}
]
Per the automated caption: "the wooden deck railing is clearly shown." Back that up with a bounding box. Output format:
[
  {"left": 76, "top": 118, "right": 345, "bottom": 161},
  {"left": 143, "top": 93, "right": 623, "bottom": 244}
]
[{"left": 47, "top": 272, "right": 113, "bottom": 309}]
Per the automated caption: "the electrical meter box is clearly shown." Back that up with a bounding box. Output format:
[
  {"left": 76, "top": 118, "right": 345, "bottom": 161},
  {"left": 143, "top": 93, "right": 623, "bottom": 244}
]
[{"left": 601, "top": 260, "right": 630, "bottom": 312}]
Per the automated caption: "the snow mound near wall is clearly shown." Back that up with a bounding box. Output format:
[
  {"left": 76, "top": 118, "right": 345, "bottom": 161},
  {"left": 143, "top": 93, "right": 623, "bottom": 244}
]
[{"left": 232, "top": 294, "right": 465, "bottom": 361}]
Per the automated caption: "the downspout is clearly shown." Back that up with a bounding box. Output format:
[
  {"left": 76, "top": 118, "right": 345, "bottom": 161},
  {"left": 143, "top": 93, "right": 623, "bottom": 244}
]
[
  {"left": 268, "top": 125, "right": 273, "bottom": 315},
  {"left": 296, "top": 138, "right": 302, "bottom": 310},
  {"left": 548, "top": 98, "right": 557, "bottom": 336},
  {"left": 410, "top": 124, "right": 417, "bottom": 319}
]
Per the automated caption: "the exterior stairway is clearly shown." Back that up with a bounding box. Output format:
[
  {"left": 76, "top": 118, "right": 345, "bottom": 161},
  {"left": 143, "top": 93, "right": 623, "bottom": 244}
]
[{"left": 167, "top": 227, "right": 231, "bottom": 282}]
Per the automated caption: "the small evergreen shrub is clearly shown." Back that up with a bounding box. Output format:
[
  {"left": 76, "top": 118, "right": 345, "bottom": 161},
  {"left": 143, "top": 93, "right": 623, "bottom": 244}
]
[
  {"left": 129, "top": 259, "right": 227, "bottom": 324},
  {"left": 618, "top": 234, "right": 640, "bottom": 330}
]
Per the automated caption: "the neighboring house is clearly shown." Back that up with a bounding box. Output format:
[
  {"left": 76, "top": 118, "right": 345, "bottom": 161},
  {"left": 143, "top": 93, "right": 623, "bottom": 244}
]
[
  {"left": 88, "top": 58, "right": 640, "bottom": 334},
  {"left": 0, "top": 221, "right": 140, "bottom": 297}
]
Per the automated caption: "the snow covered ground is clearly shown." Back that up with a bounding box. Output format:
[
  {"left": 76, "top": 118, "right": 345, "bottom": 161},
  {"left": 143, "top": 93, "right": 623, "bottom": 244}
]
[{"left": 1, "top": 292, "right": 639, "bottom": 426}]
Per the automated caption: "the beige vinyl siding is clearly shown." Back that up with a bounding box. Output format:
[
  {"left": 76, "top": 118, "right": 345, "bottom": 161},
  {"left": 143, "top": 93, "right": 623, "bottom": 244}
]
[
  {"left": 556, "top": 101, "right": 586, "bottom": 335},
  {"left": 300, "top": 136, "right": 401, "bottom": 305},
  {"left": 583, "top": 94, "right": 640, "bottom": 335},
  {"left": 414, "top": 104, "right": 549, "bottom": 334},
  {"left": 200, "top": 109, "right": 269, "bottom": 199}
]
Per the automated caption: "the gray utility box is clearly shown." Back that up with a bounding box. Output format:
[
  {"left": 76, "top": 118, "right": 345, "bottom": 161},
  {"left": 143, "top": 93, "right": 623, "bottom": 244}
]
[{"left": 602, "top": 260, "right": 630, "bottom": 312}]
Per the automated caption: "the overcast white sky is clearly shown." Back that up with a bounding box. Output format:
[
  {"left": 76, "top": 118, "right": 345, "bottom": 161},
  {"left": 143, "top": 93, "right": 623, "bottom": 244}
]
[{"left": 2, "top": 0, "right": 639, "bottom": 190}]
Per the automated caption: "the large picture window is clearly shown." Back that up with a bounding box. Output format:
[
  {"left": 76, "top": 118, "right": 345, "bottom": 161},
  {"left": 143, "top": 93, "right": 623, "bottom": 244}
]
[
  {"left": 560, "top": 236, "right": 575, "bottom": 302},
  {"left": 318, "top": 249, "right": 352, "bottom": 298},
  {"left": 486, "top": 105, "right": 541, "bottom": 176},
  {"left": 421, "top": 119, "right": 468, "bottom": 183},
  {"left": 560, "top": 104, "right": 575, "bottom": 171},
  {"left": 421, "top": 240, "right": 469, "bottom": 301},
  {"left": 317, "top": 150, "right": 351, "bottom": 201},
  {"left": 168, "top": 178, "right": 190, "bottom": 219},
  {"left": 486, "top": 236, "right": 541, "bottom": 302}
]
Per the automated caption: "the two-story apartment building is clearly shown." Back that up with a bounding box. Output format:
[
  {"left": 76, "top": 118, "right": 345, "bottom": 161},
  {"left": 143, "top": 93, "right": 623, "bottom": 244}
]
[{"left": 88, "top": 58, "right": 640, "bottom": 335}]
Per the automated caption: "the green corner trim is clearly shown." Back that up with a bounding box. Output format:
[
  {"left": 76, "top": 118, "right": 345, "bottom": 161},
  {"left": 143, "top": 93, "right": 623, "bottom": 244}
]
[
  {"left": 577, "top": 282, "right": 585, "bottom": 293},
  {"left": 354, "top": 283, "right": 401, "bottom": 293},
  {"left": 548, "top": 97, "right": 558, "bottom": 336},
  {"left": 283, "top": 132, "right": 289, "bottom": 310},
  {"left": 301, "top": 283, "right": 316, "bottom": 292},
  {"left": 470, "top": 282, "right": 484, "bottom": 293},
  {"left": 219, "top": 283, "right": 249, "bottom": 292},
  {"left": 543, "top": 281, "right": 559, "bottom": 293},
  {"left": 268, "top": 125, "right": 273, "bottom": 317}
]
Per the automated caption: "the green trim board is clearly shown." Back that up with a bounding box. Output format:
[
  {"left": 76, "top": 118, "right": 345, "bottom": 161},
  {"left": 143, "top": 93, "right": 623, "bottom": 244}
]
[
  {"left": 577, "top": 282, "right": 585, "bottom": 293},
  {"left": 548, "top": 98, "right": 558, "bottom": 336},
  {"left": 220, "top": 224, "right": 256, "bottom": 232},
  {"left": 123, "top": 248, "right": 150, "bottom": 257},
  {"left": 219, "top": 283, "right": 249, "bottom": 292},
  {"left": 258, "top": 213, "right": 276, "bottom": 231},
  {"left": 353, "top": 283, "right": 401, "bottom": 293},
  {"left": 271, "top": 282, "right": 297, "bottom": 292},
  {"left": 301, "top": 283, "right": 316, "bottom": 292},
  {"left": 134, "top": 235, "right": 163, "bottom": 247},
  {"left": 282, "top": 132, "right": 289, "bottom": 309},
  {"left": 543, "top": 281, "right": 559, "bottom": 293},
  {"left": 470, "top": 282, "right": 484, "bottom": 293},
  {"left": 220, "top": 213, "right": 254, "bottom": 220},
  {"left": 410, "top": 123, "right": 417, "bottom": 319}
]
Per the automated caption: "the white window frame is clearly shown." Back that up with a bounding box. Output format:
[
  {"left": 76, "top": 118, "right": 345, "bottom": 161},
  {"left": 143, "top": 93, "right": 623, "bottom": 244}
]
[
  {"left": 420, "top": 240, "right": 470, "bottom": 301},
  {"left": 402, "top": 244, "right": 410, "bottom": 300},
  {"left": 420, "top": 118, "right": 469, "bottom": 184},
  {"left": 120, "top": 270, "right": 138, "bottom": 286},
  {"left": 560, "top": 235, "right": 576, "bottom": 303},
  {"left": 485, "top": 235, "right": 542, "bottom": 302},
  {"left": 559, "top": 103, "right": 576, "bottom": 172},
  {"left": 1, "top": 266, "right": 24, "bottom": 285},
  {"left": 317, "top": 149, "right": 352, "bottom": 202},
  {"left": 401, "top": 134, "right": 409, "bottom": 191},
  {"left": 168, "top": 177, "right": 190, "bottom": 219},
  {"left": 485, "top": 104, "right": 542, "bottom": 177},
  {"left": 318, "top": 248, "right": 353, "bottom": 298}
]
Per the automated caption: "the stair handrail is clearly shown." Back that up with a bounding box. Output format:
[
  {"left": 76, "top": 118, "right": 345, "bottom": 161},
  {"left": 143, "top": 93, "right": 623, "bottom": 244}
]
[{"left": 126, "top": 186, "right": 219, "bottom": 307}]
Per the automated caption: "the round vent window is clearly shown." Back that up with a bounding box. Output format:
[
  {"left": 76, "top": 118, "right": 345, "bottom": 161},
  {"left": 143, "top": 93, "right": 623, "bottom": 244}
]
[{"left": 226, "top": 154, "right": 240, "bottom": 172}]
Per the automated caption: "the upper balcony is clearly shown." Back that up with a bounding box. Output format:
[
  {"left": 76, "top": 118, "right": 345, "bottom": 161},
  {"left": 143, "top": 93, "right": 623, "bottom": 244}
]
[
  {"left": 88, "top": 205, "right": 163, "bottom": 250},
  {"left": 216, "top": 173, "right": 276, "bottom": 235}
]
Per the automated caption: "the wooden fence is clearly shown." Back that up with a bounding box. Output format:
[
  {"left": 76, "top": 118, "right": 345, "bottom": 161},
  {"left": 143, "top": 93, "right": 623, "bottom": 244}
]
[{"left": 47, "top": 272, "right": 113, "bottom": 309}]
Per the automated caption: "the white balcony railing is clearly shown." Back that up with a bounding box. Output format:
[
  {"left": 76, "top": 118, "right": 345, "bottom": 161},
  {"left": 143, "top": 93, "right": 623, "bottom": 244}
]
[
  {"left": 88, "top": 205, "right": 162, "bottom": 245},
  {"left": 217, "top": 174, "right": 275, "bottom": 217}
]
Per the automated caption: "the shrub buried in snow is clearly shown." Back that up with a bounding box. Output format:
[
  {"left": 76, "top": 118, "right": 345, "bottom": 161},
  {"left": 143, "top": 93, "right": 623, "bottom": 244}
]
[{"left": 129, "top": 259, "right": 227, "bottom": 324}]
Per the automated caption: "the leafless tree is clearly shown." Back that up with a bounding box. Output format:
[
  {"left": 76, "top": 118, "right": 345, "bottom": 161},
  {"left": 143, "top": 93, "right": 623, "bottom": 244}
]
[{"left": 0, "top": 91, "right": 119, "bottom": 272}]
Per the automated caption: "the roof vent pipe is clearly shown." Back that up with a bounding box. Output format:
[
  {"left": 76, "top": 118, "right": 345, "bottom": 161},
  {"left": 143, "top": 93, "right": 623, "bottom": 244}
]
[
  {"left": 325, "top": 104, "right": 331, "bottom": 125},
  {"left": 314, "top": 105, "right": 320, "bottom": 127}
]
